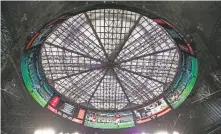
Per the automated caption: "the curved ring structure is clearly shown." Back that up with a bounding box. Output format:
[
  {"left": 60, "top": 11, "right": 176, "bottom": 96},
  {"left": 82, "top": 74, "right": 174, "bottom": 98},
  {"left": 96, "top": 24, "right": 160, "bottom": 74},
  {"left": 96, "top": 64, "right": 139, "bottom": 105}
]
[{"left": 21, "top": 3, "right": 198, "bottom": 129}]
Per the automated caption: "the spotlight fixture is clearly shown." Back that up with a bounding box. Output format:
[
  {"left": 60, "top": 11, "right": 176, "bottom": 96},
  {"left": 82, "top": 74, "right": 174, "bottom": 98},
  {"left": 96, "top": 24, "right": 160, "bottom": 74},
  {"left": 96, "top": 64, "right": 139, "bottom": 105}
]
[
  {"left": 173, "top": 131, "right": 180, "bottom": 134},
  {"left": 154, "top": 131, "right": 169, "bottom": 134},
  {"left": 34, "top": 128, "right": 55, "bottom": 134}
]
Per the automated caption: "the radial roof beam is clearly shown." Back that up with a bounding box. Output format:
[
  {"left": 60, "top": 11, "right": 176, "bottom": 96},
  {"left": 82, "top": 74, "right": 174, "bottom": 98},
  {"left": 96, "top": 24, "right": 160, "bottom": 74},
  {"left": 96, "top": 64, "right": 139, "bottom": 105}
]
[
  {"left": 116, "top": 70, "right": 148, "bottom": 101},
  {"left": 43, "top": 46, "right": 54, "bottom": 81},
  {"left": 113, "top": 69, "right": 132, "bottom": 107},
  {"left": 118, "top": 66, "right": 165, "bottom": 85},
  {"left": 117, "top": 47, "right": 177, "bottom": 64},
  {"left": 52, "top": 66, "right": 104, "bottom": 82},
  {"left": 67, "top": 70, "right": 105, "bottom": 99},
  {"left": 87, "top": 69, "right": 109, "bottom": 104},
  {"left": 44, "top": 42, "right": 104, "bottom": 63},
  {"left": 111, "top": 15, "right": 142, "bottom": 61},
  {"left": 84, "top": 13, "right": 109, "bottom": 60}
]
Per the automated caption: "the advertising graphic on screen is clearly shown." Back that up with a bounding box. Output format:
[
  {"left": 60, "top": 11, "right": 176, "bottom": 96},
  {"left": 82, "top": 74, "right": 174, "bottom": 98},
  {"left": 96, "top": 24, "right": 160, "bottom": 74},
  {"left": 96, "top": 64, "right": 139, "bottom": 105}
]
[
  {"left": 84, "top": 111, "right": 135, "bottom": 129},
  {"left": 167, "top": 54, "right": 198, "bottom": 109},
  {"left": 78, "top": 109, "right": 86, "bottom": 120},
  {"left": 134, "top": 98, "right": 171, "bottom": 124},
  {"left": 60, "top": 103, "right": 75, "bottom": 116},
  {"left": 47, "top": 96, "right": 86, "bottom": 124}
]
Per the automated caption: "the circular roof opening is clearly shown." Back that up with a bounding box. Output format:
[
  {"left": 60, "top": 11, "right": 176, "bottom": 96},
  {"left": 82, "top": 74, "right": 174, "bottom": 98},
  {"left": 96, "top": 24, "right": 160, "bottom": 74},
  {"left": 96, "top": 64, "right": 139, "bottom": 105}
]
[{"left": 40, "top": 8, "right": 180, "bottom": 111}]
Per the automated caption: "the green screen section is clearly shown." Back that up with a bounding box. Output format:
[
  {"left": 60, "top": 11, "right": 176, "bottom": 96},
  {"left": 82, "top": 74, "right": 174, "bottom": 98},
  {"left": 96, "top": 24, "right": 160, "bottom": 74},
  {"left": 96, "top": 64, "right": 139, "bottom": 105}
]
[
  {"left": 192, "top": 57, "right": 198, "bottom": 77},
  {"left": 21, "top": 56, "right": 47, "bottom": 107},
  {"left": 172, "top": 76, "right": 197, "bottom": 109},
  {"left": 169, "top": 57, "right": 198, "bottom": 109},
  {"left": 84, "top": 121, "right": 135, "bottom": 129}
]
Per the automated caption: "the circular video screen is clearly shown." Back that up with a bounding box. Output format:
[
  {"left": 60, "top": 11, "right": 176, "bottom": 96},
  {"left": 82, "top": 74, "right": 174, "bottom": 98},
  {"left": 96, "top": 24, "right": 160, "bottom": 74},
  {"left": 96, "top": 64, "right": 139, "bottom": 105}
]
[{"left": 21, "top": 3, "right": 198, "bottom": 129}]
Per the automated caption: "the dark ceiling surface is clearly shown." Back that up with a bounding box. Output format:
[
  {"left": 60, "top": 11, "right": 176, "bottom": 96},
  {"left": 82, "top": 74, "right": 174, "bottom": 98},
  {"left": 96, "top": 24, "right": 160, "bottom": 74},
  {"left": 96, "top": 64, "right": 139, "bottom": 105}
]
[{"left": 1, "top": 1, "right": 221, "bottom": 134}]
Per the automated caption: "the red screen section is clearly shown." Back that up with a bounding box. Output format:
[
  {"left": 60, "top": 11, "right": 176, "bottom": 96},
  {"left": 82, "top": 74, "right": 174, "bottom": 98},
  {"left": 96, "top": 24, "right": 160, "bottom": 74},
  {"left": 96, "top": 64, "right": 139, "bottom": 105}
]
[
  {"left": 77, "top": 109, "right": 86, "bottom": 120},
  {"left": 47, "top": 105, "right": 58, "bottom": 114},
  {"left": 137, "top": 118, "right": 151, "bottom": 124},
  {"left": 50, "top": 96, "right": 60, "bottom": 107},
  {"left": 26, "top": 32, "right": 39, "bottom": 49},
  {"left": 153, "top": 19, "right": 165, "bottom": 24},
  {"left": 153, "top": 19, "right": 174, "bottom": 27},
  {"left": 72, "top": 118, "right": 83, "bottom": 124},
  {"left": 157, "top": 108, "right": 171, "bottom": 117},
  {"left": 179, "top": 44, "right": 189, "bottom": 52},
  {"left": 187, "top": 43, "right": 195, "bottom": 55}
]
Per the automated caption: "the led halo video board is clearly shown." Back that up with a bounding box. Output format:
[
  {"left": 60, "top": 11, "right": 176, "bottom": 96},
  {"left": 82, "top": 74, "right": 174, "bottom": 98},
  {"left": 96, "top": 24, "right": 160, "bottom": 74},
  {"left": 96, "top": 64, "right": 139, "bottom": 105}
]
[
  {"left": 152, "top": 18, "right": 196, "bottom": 57},
  {"left": 134, "top": 98, "right": 171, "bottom": 124},
  {"left": 84, "top": 110, "right": 135, "bottom": 129},
  {"left": 20, "top": 12, "right": 89, "bottom": 126},
  {"left": 20, "top": 4, "right": 198, "bottom": 128},
  {"left": 47, "top": 96, "right": 86, "bottom": 124},
  {"left": 21, "top": 14, "right": 68, "bottom": 107},
  {"left": 21, "top": 46, "right": 54, "bottom": 107},
  {"left": 152, "top": 17, "right": 198, "bottom": 109},
  {"left": 166, "top": 54, "right": 198, "bottom": 109}
]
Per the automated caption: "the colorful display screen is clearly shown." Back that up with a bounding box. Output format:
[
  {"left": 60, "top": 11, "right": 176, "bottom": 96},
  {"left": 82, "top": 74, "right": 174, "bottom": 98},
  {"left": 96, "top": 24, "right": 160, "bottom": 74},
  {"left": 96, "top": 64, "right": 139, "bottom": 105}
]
[
  {"left": 47, "top": 96, "right": 86, "bottom": 124},
  {"left": 21, "top": 14, "right": 198, "bottom": 128},
  {"left": 21, "top": 47, "right": 53, "bottom": 107},
  {"left": 167, "top": 55, "right": 198, "bottom": 109},
  {"left": 26, "top": 15, "right": 67, "bottom": 49},
  {"left": 31, "top": 25, "right": 54, "bottom": 48},
  {"left": 153, "top": 18, "right": 196, "bottom": 56},
  {"left": 134, "top": 98, "right": 171, "bottom": 124},
  {"left": 84, "top": 111, "right": 135, "bottom": 129},
  {"left": 60, "top": 103, "right": 76, "bottom": 116}
]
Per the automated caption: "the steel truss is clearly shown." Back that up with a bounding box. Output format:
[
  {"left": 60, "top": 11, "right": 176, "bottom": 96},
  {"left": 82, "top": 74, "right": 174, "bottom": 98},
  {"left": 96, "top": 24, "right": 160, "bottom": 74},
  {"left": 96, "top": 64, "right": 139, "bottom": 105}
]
[{"left": 41, "top": 8, "right": 180, "bottom": 111}]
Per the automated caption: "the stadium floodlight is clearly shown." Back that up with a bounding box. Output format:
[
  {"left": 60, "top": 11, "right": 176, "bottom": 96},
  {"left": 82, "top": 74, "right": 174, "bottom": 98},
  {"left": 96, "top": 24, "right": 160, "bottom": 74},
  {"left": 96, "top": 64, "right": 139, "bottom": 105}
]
[
  {"left": 34, "top": 128, "right": 55, "bottom": 134},
  {"left": 154, "top": 131, "right": 169, "bottom": 134},
  {"left": 173, "top": 131, "right": 180, "bottom": 134},
  {"left": 34, "top": 130, "right": 42, "bottom": 134}
]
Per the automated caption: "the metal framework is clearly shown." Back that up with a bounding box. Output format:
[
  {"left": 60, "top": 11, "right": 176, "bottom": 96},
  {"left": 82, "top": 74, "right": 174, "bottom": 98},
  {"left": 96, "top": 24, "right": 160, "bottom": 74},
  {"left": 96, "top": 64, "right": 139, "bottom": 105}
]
[
  {"left": 1, "top": 1, "right": 221, "bottom": 134},
  {"left": 41, "top": 8, "right": 180, "bottom": 111},
  {"left": 211, "top": 70, "right": 221, "bottom": 87},
  {"left": 1, "top": 13, "right": 13, "bottom": 70}
]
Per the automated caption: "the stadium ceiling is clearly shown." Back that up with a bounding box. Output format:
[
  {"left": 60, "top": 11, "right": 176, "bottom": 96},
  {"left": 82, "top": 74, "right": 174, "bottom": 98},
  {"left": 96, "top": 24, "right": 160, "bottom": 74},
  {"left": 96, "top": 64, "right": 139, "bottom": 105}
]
[
  {"left": 1, "top": 1, "right": 221, "bottom": 134},
  {"left": 41, "top": 8, "right": 179, "bottom": 111}
]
